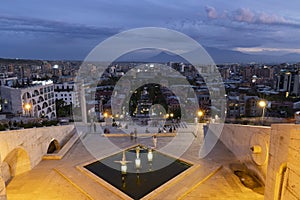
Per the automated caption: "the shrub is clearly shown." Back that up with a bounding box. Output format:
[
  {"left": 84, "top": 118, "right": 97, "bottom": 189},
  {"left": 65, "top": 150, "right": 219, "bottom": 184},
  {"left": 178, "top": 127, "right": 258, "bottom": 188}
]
[{"left": 0, "top": 124, "right": 6, "bottom": 131}]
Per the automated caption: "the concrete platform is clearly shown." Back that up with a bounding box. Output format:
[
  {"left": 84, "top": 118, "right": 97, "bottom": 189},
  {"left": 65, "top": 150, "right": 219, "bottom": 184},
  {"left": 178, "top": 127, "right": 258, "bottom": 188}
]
[{"left": 6, "top": 125, "right": 264, "bottom": 200}]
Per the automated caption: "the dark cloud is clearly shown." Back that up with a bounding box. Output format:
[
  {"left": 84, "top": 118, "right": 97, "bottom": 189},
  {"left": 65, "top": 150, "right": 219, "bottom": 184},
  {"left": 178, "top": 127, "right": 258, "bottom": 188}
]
[
  {"left": 1, "top": 1, "right": 300, "bottom": 60},
  {"left": 165, "top": 10, "right": 300, "bottom": 52},
  {"left": 0, "top": 15, "right": 121, "bottom": 39}
]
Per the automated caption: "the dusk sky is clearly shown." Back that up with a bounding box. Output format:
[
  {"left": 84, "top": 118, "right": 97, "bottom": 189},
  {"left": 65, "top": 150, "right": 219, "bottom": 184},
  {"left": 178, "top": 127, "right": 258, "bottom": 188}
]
[{"left": 1, "top": 0, "right": 300, "bottom": 60}]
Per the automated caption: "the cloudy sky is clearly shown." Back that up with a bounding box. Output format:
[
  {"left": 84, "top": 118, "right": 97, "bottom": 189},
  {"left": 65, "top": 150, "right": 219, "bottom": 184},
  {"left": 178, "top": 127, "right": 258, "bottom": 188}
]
[{"left": 1, "top": 0, "right": 300, "bottom": 60}]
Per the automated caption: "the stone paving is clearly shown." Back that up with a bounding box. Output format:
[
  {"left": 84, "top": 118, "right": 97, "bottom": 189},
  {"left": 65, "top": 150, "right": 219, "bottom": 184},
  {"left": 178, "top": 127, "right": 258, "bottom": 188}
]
[{"left": 6, "top": 124, "right": 264, "bottom": 200}]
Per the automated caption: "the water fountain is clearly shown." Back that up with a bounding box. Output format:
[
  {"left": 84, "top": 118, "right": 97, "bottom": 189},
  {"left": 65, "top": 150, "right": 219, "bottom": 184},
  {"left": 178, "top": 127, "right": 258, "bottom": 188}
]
[{"left": 84, "top": 145, "right": 192, "bottom": 199}]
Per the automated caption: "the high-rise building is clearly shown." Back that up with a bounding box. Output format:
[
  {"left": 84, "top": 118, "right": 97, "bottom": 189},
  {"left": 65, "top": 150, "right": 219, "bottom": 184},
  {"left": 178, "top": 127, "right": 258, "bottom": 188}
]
[{"left": 275, "top": 70, "right": 300, "bottom": 96}]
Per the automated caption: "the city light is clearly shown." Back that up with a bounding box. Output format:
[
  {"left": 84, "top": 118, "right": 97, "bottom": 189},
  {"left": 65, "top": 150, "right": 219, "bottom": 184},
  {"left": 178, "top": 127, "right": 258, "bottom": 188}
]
[
  {"left": 103, "top": 112, "right": 108, "bottom": 118},
  {"left": 258, "top": 100, "right": 267, "bottom": 108},
  {"left": 24, "top": 103, "right": 31, "bottom": 111},
  {"left": 197, "top": 110, "right": 204, "bottom": 117},
  {"left": 258, "top": 100, "right": 267, "bottom": 122}
]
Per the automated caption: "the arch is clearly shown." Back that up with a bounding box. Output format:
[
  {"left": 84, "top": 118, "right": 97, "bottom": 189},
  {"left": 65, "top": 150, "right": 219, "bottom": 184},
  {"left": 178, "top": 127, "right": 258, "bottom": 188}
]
[
  {"left": 22, "top": 92, "right": 31, "bottom": 103},
  {"left": 42, "top": 102, "right": 48, "bottom": 109},
  {"left": 33, "top": 89, "right": 39, "bottom": 96},
  {"left": 39, "top": 111, "right": 45, "bottom": 118},
  {"left": 33, "top": 106, "right": 39, "bottom": 117},
  {"left": 37, "top": 105, "right": 41, "bottom": 111},
  {"left": 23, "top": 92, "right": 31, "bottom": 99},
  {"left": 51, "top": 112, "right": 56, "bottom": 119},
  {"left": 46, "top": 107, "right": 52, "bottom": 114},
  {"left": 2, "top": 147, "right": 31, "bottom": 183},
  {"left": 47, "top": 139, "right": 60, "bottom": 154},
  {"left": 38, "top": 96, "right": 44, "bottom": 103}
]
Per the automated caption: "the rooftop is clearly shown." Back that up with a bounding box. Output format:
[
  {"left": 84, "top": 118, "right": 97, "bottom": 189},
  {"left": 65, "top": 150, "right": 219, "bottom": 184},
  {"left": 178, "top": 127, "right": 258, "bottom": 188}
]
[{"left": 6, "top": 124, "right": 264, "bottom": 200}]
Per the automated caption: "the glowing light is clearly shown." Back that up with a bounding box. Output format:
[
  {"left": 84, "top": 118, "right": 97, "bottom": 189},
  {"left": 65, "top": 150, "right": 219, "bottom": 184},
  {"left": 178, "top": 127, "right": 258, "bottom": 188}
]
[
  {"left": 103, "top": 112, "right": 108, "bottom": 118},
  {"left": 24, "top": 103, "right": 31, "bottom": 110},
  {"left": 258, "top": 100, "right": 267, "bottom": 122},
  {"left": 121, "top": 164, "right": 127, "bottom": 174},
  {"left": 147, "top": 149, "right": 153, "bottom": 162},
  {"left": 135, "top": 158, "right": 141, "bottom": 169},
  {"left": 197, "top": 110, "right": 204, "bottom": 117},
  {"left": 258, "top": 100, "right": 267, "bottom": 108}
]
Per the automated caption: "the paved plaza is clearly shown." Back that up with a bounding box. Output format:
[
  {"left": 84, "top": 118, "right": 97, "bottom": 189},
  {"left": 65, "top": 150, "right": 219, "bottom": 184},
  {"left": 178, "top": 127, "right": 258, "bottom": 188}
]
[{"left": 6, "top": 124, "right": 264, "bottom": 200}]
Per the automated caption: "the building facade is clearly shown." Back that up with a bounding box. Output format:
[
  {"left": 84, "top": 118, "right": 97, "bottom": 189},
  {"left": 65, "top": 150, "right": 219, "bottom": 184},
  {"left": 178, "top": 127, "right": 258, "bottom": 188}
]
[
  {"left": 0, "top": 80, "right": 56, "bottom": 119},
  {"left": 276, "top": 70, "right": 300, "bottom": 96},
  {"left": 54, "top": 82, "right": 79, "bottom": 107}
]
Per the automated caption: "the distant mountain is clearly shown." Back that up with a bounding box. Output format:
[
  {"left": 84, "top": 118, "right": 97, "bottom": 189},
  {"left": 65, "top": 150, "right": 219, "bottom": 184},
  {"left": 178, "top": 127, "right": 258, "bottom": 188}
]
[
  {"left": 204, "top": 47, "right": 300, "bottom": 64},
  {"left": 114, "top": 47, "right": 300, "bottom": 64},
  {"left": 115, "top": 49, "right": 187, "bottom": 63},
  {"left": 114, "top": 50, "right": 156, "bottom": 62},
  {"left": 145, "top": 51, "right": 188, "bottom": 63}
]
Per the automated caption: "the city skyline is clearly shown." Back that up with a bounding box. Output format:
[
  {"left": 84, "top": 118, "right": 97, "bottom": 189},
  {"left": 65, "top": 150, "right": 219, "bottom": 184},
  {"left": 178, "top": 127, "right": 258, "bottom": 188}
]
[{"left": 1, "top": 1, "right": 300, "bottom": 61}]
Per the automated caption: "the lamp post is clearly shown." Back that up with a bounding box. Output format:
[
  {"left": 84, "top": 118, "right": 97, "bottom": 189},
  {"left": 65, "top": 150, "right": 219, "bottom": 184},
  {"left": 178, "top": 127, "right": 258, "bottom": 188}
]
[
  {"left": 197, "top": 110, "right": 204, "bottom": 122},
  {"left": 258, "top": 100, "right": 267, "bottom": 123}
]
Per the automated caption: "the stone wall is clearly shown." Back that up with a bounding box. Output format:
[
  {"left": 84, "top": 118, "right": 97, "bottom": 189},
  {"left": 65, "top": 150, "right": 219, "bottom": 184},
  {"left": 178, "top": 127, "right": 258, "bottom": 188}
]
[
  {"left": 284, "top": 126, "right": 300, "bottom": 199},
  {"left": 0, "top": 125, "right": 74, "bottom": 184},
  {"left": 208, "top": 123, "right": 300, "bottom": 200},
  {"left": 0, "top": 154, "right": 6, "bottom": 200},
  {"left": 264, "top": 124, "right": 300, "bottom": 200},
  {"left": 209, "top": 123, "right": 271, "bottom": 183}
]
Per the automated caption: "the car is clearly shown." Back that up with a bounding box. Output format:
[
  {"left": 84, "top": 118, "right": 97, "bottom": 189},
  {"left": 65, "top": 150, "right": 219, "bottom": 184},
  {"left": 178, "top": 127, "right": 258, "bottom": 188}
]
[{"left": 59, "top": 119, "right": 69, "bottom": 125}]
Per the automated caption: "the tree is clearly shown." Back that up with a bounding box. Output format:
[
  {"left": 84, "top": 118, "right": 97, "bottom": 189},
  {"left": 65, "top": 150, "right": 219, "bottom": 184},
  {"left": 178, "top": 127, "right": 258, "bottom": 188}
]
[{"left": 55, "top": 99, "right": 71, "bottom": 117}]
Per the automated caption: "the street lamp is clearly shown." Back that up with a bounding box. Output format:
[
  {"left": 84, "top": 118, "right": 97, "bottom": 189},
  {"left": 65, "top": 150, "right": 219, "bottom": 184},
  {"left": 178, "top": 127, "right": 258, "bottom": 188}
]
[
  {"left": 197, "top": 110, "right": 204, "bottom": 117},
  {"left": 103, "top": 112, "right": 108, "bottom": 118},
  {"left": 258, "top": 100, "right": 267, "bottom": 122},
  {"left": 197, "top": 110, "right": 204, "bottom": 123},
  {"left": 24, "top": 103, "right": 31, "bottom": 117}
]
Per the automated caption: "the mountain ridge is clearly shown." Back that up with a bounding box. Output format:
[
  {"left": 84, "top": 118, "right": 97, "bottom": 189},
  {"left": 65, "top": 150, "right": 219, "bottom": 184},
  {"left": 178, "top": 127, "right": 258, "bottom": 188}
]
[{"left": 115, "top": 47, "right": 300, "bottom": 64}]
